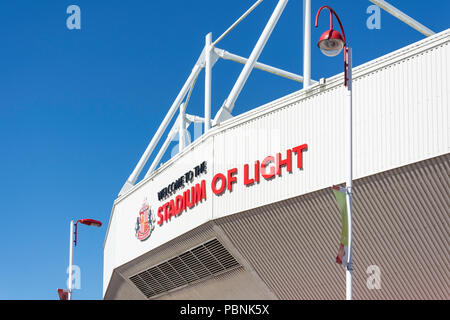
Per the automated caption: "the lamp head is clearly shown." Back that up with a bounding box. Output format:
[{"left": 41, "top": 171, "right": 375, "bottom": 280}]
[
  {"left": 79, "top": 219, "right": 102, "bottom": 227},
  {"left": 57, "top": 288, "right": 69, "bottom": 300},
  {"left": 317, "top": 29, "right": 345, "bottom": 57}
]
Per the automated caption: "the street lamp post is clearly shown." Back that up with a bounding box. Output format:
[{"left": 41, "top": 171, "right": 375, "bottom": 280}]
[
  {"left": 67, "top": 218, "right": 102, "bottom": 300},
  {"left": 315, "top": 5, "right": 353, "bottom": 300}
]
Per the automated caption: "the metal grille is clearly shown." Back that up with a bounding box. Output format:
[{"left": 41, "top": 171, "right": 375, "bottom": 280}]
[{"left": 129, "top": 238, "right": 240, "bottom": 298}]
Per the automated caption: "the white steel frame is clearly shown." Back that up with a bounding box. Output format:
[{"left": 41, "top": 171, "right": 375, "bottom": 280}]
[
  {"left": 369, "top": 0, "right": 435, "bottom": 37},
  {"left": 119, "top": 0, "right": 435, "bottom": 197}
]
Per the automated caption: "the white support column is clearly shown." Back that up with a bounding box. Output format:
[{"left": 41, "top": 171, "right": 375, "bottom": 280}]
[
  {"left": 303, "top": 0, "right": 312, "bottom": 89},
  {"left": 68, "top": 220, "right": 74, "bottom": 300},
  {"left": 179, "top": 103, "right": 187, "bottom": 153},
  {"left": 222, "top": 0, "right": 288, "bottom": 113},
  {"left": 205, "top": 33, "right": 212, "bottom": 133},
  {"left": 345, "top": 47, "right": 353, "bottom": 301}
]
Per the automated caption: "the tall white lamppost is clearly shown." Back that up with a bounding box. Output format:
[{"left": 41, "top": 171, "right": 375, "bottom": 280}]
[
  {"left": 315, "top": 5, "right": 353, "bottom": 300},
  {"left": 64, "top": 218, "right": 102, "bottom": 300}
]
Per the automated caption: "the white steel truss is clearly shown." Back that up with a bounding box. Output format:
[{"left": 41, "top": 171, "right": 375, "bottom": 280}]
[
  {"left": 118, "top": 0, "right": 436, "bottom": 196},
  {"left": 368, "top": 0, "right": 435, "bottom": 37}
]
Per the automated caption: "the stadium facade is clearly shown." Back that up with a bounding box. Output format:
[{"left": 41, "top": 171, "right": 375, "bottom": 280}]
[{"left": 103, "top": 29, "right": 449, "bottom": 300}]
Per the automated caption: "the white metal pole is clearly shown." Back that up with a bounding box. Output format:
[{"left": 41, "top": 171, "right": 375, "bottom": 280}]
[
  {"left": 186, "top": 114, "right": 205, "bottom": 124},
  {"left": 68, "top": 220, "right": 74, "bottom": 300},
  {"left": 345, "top": 47, "right": 353, "bottom": 300},
  {"left": 212, "top": 0, "right": 264, "bottom": 47},
  {"left": 303, "top": 0, "right": 311, "bottom": 89},
  {"left": 145, "top": 123, "right": 179, "bottom": 177},
  {"left": 205, "top": 33, "right": 212, "bottom": 133},
  {"left": 368, "top": 0, "right": 435, "bottom": 37},
  {"left": 216, "top": 48, "right": 315, "bottom": 84},
  {"left": 179, "top": 103, "right": 186, "bottom": 152},
  {"left": 223, "top": 0, "right": 288, "bottom": 113}
]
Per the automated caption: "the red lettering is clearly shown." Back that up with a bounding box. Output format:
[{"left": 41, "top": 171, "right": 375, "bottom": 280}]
[
  {"left": 175, "top": 195, "right": 184, "bottom": 215},
  {"left": 157, "top": 207, "right": 164, "bottom": 225},
  {"left": 244, "top": 164, "right": 254, "bottom": 186},
  {"left": 162, "top": 202, "right": 170, "bottom": 223},
  {"left": 227, "top": 168, "right": 238, "bottom": 191},
  {"left": 261, "top": 156, "right": 275, "bottom": 179},
  {"left": 193, "top": 180, "right": 207, "bottom": 203},
  {"left": 276, "top": 149, "right": 292, "bottom": 175},
  {"left": 212, "top": 173, "right": 227, "bottom": 195},
  {"left": 156, "top": 181, "right": 208, "bottom": 228},
  {"left": 184, "top": 188, "right": 194, "bottom": 208},
  {"left": 254, "top": 160, "right": 260, "bottom": 183},
  {"left": 292, "top": 144, "right": 308, "bottom": 169},
  {"left": 167, "top": 200, "right": 175, "bottom": 221}
]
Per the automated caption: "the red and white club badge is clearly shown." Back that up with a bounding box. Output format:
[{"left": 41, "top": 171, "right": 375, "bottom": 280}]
[{"left": 135, "top": 200, "right": 156, "bottom": 241}]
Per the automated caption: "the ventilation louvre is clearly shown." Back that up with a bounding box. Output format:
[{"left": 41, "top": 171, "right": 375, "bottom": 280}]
[{"left": 129, "top": 238, "right": 240, "bottom": 298}]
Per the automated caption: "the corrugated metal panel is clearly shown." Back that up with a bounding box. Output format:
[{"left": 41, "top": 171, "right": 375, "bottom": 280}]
[
  {"left": 212, "top": 32, "right": 449, "bottom": 220},
  {"left": 156, "top": 266, "right": 275, "bottom": 300},
  {"left": 216, "top": 154, "right": 449, "bottom": 299},
  {"left": 104, "top": 221, "right": 275, "bottom": 300}
]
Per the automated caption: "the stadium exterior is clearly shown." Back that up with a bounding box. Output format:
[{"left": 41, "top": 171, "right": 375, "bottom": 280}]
[{"left": 103, "top": 29, "right": 449, "bottom": 300}]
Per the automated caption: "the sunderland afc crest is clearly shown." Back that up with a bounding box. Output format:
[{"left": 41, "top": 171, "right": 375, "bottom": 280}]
[{"left": 135, "top": 200, "right": 155, "bottom": 241}]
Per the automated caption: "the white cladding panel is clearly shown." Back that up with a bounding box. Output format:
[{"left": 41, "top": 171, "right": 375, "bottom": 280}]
[
  {"left": 103, "top": 139, "right": 213, "bottom": 293},
  {"left": 104, "top": 30, "right": 450, "bottom": 296},
  {"left": 103, "top": 208, "right": 116, "bottom": 294},
  {"left": 212, "top": 86, "right": 346, "bottom": 217},
  {"left": 211, "top": 31, "right": 449, "bottom": 218}
]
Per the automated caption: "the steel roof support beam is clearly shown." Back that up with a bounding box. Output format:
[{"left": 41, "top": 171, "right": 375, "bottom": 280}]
[
  {"left": 215, "top": 48, "right": 317, "bottom": 84},
  {"left": 215, "top": 0, "right": 289, "bottom": 123},
  {"left": 144, "top": 112, "right": 203, "bottom": 178},
  {"left": 303, "top": 0, "right": 312, "bottom": 89},
  {"left": 212, "top": 0, "right": 264, "bottom": 48},
  {"left": 119, "top": 55, "right": 204, "bottom": 196},
  {"left": 179, "top": 103, "right": 187, "bottom": 153},
  {"left": 145, "top": 117, "right": 182, "bottom": 177},
  {"left": 368, "top": 0, "right": 435, "bottom": 37},
  {"left": 204, "top": 33, "right": 213, "bottom": 133}
]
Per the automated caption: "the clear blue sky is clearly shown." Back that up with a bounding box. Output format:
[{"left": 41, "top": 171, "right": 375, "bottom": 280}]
[{"left": 0, "top": 0, "right": 448, "bottom": 300}]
